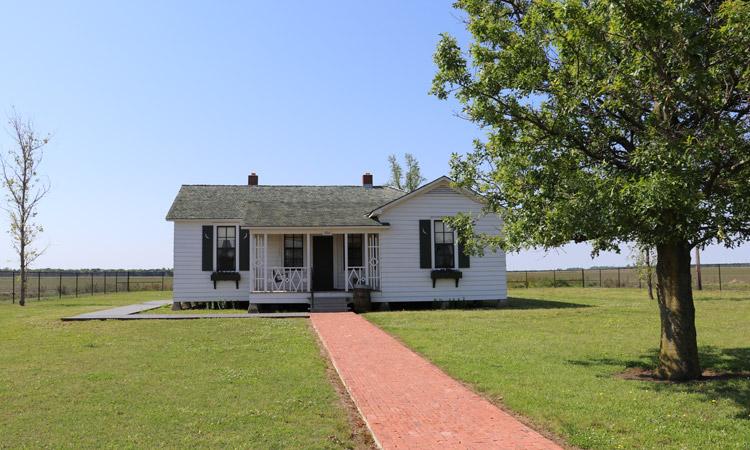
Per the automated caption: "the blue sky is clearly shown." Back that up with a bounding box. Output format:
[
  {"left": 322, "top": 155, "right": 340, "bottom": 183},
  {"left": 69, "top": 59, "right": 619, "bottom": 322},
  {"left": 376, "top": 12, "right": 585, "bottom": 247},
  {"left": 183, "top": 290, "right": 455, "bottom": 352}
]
[{"left": 0, "top": 1, "right": 747, "bottom": 270}]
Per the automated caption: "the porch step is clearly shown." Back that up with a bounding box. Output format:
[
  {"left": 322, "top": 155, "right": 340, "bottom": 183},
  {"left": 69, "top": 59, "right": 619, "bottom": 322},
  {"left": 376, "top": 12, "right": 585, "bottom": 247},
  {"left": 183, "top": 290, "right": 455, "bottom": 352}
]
[{"left": 310, "top": 295, "right": 351, "bottom": 313}]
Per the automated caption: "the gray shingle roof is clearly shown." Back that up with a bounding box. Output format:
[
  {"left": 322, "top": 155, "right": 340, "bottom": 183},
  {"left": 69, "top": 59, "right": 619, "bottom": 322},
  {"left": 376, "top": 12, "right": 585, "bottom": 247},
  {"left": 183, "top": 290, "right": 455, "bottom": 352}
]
[{"left": 166, "top": 185, "right": 405, "bottom": 227}]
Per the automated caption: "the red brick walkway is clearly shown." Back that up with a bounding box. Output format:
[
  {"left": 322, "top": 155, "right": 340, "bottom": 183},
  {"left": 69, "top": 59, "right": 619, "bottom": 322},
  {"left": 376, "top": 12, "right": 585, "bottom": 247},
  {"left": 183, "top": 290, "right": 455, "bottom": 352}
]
[{"left": 311, "top": 312, "right": 562, "bottom": 450}]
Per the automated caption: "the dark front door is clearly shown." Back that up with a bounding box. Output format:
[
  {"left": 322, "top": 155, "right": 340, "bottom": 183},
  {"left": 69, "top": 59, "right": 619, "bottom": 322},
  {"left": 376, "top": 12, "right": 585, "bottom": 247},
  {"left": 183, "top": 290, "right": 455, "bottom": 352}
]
[{"left": 312, "top": 236, "right": 334, "bottom": 291}]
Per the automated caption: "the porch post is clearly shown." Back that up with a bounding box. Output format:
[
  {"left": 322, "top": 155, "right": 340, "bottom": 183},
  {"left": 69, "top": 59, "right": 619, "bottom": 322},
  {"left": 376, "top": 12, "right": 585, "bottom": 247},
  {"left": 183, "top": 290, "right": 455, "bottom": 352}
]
[
  {"left": 364, "top": 233, "right": 369, "bottom": 286},
  {"left": 344, "top": 232, "right": 349, "bottom": 292},
  {"left": 263, "top": 233, "right": 268, "bottom": 292},
  {"left": 306, "top": 233, "right": 312, "bottom": 292}
]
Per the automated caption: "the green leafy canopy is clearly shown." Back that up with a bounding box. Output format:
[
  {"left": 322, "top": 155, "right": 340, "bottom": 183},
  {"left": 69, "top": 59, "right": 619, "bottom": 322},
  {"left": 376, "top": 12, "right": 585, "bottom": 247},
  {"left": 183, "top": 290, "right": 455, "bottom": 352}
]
[{"left": 432, "top": 0, "right": 750, "bottom": 255}]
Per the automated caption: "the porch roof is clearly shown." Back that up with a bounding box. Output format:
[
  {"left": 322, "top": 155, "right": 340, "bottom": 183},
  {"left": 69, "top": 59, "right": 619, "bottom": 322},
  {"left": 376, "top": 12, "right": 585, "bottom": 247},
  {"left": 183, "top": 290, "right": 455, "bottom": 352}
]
[{"left": 166, "top": 184, "right": 404, "bottom": 227}]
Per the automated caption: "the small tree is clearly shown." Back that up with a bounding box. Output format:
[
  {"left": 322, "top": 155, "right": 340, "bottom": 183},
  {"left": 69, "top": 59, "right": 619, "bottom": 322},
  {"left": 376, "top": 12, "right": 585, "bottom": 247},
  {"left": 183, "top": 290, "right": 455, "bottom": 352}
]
[
  {"left": 632, "top": 245, "right": 657, "bottom": 300},
  {"left": 1, "top": 112, "right": 50, "bottom": 306},
  {"left": 387, "top": 153, "right": 426, "bottom": 192},
  {"left": 432, "top": 0, "right": 750, "bottom": 380}
]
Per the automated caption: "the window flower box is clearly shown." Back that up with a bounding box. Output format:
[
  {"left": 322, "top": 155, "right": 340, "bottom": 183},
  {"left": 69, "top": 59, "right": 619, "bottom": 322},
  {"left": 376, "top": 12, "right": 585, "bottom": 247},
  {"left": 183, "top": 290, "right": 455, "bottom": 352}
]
[
  {"left": 210, "top": 271, "right": 241, "bottom": 289},
  {"left": 430, "top": 269, "right": 462, "bottom": 288}
]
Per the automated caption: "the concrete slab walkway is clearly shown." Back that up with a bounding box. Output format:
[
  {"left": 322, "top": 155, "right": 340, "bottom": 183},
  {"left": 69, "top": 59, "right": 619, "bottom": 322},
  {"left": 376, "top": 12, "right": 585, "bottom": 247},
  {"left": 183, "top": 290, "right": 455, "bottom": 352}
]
[
  {"left": 311, "top": 312, "right": 562, "bottom": 450},
  {"left": 62, "top": 300, "right": 308, "bottom": 321}
]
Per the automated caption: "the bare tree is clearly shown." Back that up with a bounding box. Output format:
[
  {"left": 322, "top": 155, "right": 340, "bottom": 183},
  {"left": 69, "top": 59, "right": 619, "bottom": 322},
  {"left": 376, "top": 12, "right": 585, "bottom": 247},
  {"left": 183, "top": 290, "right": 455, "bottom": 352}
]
[
  {"left": 1, "top": 112, "right": 50, "bottom": 306},
  {"left": 387, "top": 153, "right": 425, "bottom": 192}
]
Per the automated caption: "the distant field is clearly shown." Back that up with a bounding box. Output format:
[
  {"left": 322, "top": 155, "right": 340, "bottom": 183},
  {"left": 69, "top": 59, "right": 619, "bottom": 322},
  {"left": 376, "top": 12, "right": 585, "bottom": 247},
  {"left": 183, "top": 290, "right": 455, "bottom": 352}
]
[
  {"left": 508, "top": 265, "right": 750, "bottom": 290},
  {"left": 0, "top": 272, "right": 172, "bottom": 301}
]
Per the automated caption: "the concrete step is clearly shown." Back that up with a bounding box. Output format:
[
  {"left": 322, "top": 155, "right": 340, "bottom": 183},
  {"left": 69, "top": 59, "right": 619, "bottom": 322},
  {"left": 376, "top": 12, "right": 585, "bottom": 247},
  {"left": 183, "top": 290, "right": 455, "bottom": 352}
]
[{"left": 310, "top": 295, "right": 351, "bottom": 313}]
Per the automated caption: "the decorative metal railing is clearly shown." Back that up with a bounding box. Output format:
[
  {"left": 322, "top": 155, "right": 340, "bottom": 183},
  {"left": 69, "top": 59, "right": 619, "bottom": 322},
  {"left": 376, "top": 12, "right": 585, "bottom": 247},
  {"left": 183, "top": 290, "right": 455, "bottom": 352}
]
[
  {"left": 268, "top": 267, "right": 308, "bottom": 292},
  {"left": 346, "top": 266, "right": 367, "bottom": 290}
]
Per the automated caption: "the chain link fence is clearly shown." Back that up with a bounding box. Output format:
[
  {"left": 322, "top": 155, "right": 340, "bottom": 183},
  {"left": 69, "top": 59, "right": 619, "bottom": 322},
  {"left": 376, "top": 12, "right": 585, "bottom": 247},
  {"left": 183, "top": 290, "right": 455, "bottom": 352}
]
[
  {"left": 508, "top": 264, "right": 750, "bottom": 290},
  {"left": 0, "top": 270, "right": 173, "bottom": 303}
]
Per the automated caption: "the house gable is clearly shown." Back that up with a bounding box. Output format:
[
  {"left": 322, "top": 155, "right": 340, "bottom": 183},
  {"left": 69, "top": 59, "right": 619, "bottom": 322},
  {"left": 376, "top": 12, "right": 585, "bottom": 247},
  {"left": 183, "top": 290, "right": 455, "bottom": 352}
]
[{"left": 368, "top": 176, "right": 484, "bottom": 218}]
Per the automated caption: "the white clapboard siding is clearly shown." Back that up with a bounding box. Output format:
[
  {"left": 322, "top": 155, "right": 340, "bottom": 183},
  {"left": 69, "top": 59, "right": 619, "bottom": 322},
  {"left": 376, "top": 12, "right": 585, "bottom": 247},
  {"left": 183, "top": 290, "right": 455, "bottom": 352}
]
[
  {"left": 371, "top": 185, "right": 507, "bottom": 302},
  {"left": 173, "top": 222, "right": 250, "bottom": 301}
]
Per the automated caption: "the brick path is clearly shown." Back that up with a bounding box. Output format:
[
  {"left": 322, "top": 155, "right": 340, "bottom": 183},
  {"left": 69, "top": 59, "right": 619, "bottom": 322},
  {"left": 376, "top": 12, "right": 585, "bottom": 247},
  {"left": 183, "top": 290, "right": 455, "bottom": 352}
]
[{"left": 311, "top": 312, "right": 562, "bottom": 450}]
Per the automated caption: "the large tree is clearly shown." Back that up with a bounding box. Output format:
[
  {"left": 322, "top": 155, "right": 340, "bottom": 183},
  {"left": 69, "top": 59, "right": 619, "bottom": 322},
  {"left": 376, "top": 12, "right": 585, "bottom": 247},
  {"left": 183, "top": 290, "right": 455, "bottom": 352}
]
[
  {"left": 1, "top": 112, "right": 50, "bottom": 306},
  {"left": 432, "top": 0, "right": 750, "bottom": 380}
]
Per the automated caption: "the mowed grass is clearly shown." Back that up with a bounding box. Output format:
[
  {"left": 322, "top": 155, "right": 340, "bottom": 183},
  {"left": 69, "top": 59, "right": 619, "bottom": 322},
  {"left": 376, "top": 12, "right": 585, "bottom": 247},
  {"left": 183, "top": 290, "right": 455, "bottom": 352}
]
[
  {"left": 0, "top": 292, "right": 356, "bottom": 449},
  {"left": 366, "top": 288, "right": 750, "bottom": 449}
]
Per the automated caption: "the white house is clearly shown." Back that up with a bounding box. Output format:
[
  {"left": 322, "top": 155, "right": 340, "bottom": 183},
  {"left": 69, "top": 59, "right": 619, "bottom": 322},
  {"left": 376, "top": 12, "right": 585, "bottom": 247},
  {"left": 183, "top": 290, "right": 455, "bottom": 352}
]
[{"left": 165, "top": 172, "right": 507, "bottom": 311}]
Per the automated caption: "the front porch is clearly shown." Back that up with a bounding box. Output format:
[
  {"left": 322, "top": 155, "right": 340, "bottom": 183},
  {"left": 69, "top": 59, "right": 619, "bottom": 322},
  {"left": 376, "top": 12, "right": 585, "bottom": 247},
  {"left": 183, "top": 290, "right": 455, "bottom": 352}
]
[{"left": 248, "top": 231, "right": 380, "bottom": 303}]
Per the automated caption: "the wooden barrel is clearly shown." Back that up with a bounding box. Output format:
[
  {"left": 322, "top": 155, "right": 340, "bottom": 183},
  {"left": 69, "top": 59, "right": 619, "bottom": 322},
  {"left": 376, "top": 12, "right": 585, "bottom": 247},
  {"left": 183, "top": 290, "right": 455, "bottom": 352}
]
[{"left": 352, "top": 287, "right": 372, "bottom": 313}]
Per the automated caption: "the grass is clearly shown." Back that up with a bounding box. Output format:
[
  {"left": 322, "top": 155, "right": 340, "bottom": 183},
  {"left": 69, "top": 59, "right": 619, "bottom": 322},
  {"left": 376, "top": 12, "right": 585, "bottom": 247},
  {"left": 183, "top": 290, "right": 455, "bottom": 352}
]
[
  {"left": 0, "top": 292, "right": 357, "bottom": 448},
  {"left": 366, "top": 288, "right": 750, "bottom": 449}
]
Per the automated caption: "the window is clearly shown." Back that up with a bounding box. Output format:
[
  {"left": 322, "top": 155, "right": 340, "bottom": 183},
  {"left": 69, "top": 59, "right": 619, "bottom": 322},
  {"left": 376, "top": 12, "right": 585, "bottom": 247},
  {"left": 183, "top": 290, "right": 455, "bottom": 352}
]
[
  {"left": 284, "top": 234, "right": 304, "bottom": 267},
  {"left": 347, "top": 234, "right": 363, "bottom": 266},
  {"left": 433, "top": 220, "right": 455, "bottom": 269},
  {"left": 216, "top": 226, "right": 236, "bottom": 271}
]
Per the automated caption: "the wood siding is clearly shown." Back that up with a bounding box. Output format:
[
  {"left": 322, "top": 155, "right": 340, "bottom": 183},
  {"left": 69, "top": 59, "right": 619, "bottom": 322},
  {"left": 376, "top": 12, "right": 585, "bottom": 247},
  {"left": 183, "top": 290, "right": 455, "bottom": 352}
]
[
  {"left": 372, "top": 185, "right": 507, "bottom": 302},
  {"left": 173, "top": 222, "right": 250, "bottom": 301}
]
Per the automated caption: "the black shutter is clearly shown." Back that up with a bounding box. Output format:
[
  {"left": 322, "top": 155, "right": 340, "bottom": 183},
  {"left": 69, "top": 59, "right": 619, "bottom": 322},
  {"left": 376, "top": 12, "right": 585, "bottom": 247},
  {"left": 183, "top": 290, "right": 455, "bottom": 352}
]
[
  {"left": 239, "top": 228, "right": 250, "bottom": 271},
  {"left": 419, "top": 220, "right": 431, "bottom": 268},
  {"left": 201, "top": 226, "right": 213, "bottom": 271},
  {"left": 458, "top": 241, "right": 470, "bottom": 268}
]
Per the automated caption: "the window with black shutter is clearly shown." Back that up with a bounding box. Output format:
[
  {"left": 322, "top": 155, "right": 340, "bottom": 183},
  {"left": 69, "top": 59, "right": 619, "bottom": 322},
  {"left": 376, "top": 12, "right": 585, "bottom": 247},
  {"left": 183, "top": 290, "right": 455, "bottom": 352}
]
[
  {"left": 202, "top": 226, "right": 213, "bottom": 271},
  {"left": 433, "top": 220, "right": 455, "bottom": 269},
  {"left": 239, "top": 228, "right": 250, "bottom": 271},
  {"left": 419, "top": 220, "right": 431, "bottom": 268},
  {"left": 216, "top": 226, "right": 236, "bottom": 271}
]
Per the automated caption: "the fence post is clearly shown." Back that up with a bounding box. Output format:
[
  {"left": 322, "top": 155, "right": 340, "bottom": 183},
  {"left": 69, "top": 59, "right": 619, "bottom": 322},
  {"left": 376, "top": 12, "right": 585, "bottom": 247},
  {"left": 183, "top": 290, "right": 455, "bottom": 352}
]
[
  {"left": 525, "top": 271, "right": 529, "bottom": 288},
  {"left": 553, "top": 270, "right": 556, "bottom": 288},
  {"left": 599, "top": 269, "right": 602, "bottom": 287},
  {"left": 91, "top": 272, "right": 94, "bottom": 296},
  {"left": 617, "top": 268, "right": 621, "bottom": 288},
  {"left": 718, "top": 264, "right": 722, "bottom": 291},
  {"left": 37, "top": 272, "right": 41, "bottom": 301},
  {"left": 75, "top": 273, "right": 79, "bottom": 297},
  {"left": 115, "top": 272, "right": 118, "bottom": 293},
  {"left": 104, "top": 272, "right": 107, "bottom": 294},
  {"left": 59, "top": 271, "right": 62, "bottom": 299},
  {"left": 161, "top": 272, "right": 165, "bottom": 291},
  {"left": 12, "top": 270, "right": 15, "bottom": 304},
  {"left": 581, "top": 268, "right": 585, "bottom": 288},
  {"left": 127, "top": 271, "right": 130, "bottom": 292}
]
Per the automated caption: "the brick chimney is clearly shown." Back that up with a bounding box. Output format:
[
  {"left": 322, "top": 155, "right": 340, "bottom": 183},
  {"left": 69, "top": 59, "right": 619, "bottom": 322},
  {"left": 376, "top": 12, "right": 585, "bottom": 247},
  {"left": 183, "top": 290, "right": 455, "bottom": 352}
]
[
  {"left": 362, "top": 172, "right": 373, "bottom": 188},
  {"left": 248, "top": 172, "right": 258, "bottom": 186}
]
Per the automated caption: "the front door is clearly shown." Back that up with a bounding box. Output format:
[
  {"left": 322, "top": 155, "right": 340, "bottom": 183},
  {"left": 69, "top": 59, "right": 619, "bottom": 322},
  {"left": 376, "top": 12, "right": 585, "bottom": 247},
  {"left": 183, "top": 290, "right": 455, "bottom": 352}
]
[{"left": 312, "top": 236, "right": 334, "bottom": 291}]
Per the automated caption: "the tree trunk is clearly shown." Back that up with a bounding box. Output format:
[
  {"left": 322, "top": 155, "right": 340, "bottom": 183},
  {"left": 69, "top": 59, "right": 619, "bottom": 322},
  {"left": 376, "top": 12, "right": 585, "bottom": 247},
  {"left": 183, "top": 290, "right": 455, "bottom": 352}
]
[
  {"left": 646, "top": 250, "right": 654, "bottom": 300},
  {"left": 655, "top": 242, "right": 701, "bottom": 380},
  {"left": 19, "top": 250, "right": 26, "bottom": 307}
]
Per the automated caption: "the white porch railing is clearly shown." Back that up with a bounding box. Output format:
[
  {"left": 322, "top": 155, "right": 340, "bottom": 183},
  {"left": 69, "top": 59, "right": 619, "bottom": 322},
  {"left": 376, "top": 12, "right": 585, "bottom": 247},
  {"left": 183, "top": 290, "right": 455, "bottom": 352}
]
[
  {"left": 268, "top": 267, "right": 308, "bottom": 292},
  {"left": 346, "top": 266, "right": 367, "bottom": 290}
]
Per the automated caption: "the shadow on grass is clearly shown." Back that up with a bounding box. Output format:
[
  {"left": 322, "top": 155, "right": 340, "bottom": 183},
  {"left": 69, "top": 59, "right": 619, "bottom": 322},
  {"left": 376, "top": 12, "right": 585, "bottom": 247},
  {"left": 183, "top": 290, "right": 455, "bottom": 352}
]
[
  {"left": 506, "top": 297, "right": 593, "bottom": 310},
  {"left": 568, "top": 346, "right": 750, "bottom": 418},
  {"left": 381, "top": 298, "right": 593, "bottom": 311}
]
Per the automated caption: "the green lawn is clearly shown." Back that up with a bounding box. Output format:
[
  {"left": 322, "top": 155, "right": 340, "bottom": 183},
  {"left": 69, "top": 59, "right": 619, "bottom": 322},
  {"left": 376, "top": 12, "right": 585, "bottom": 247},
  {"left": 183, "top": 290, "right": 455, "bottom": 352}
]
[
  {"left": 367, "top": 288, "right": 750, "bottom": 449},
  {"left": 0, "top": 292, "right": 358, "bottom": 449}
]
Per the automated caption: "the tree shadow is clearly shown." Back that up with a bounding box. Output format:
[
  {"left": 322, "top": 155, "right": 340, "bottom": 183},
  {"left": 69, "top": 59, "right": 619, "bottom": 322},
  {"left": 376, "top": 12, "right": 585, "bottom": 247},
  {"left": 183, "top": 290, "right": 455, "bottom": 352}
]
[
  {"left": 568, "top": 347, "right": 750, "bottom": 418},
  {"left": 505, "top": 297, "right": 593, "bottom": 310}
]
